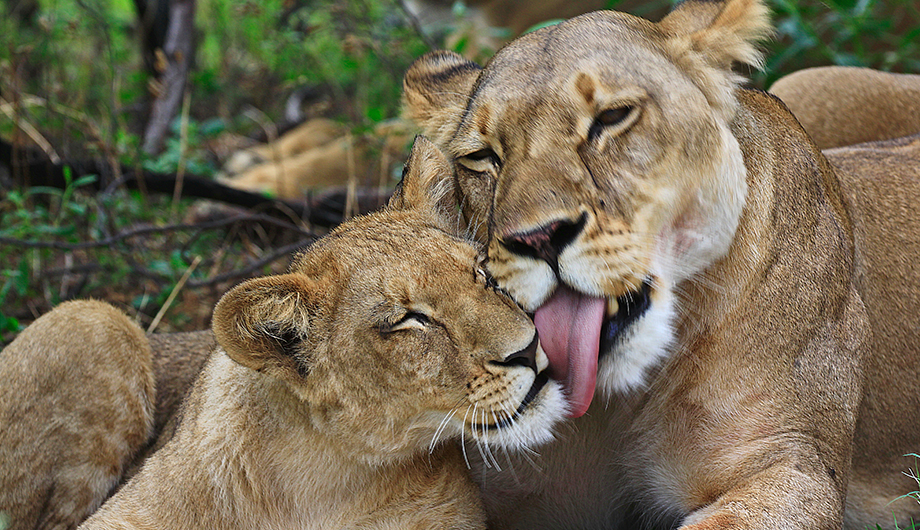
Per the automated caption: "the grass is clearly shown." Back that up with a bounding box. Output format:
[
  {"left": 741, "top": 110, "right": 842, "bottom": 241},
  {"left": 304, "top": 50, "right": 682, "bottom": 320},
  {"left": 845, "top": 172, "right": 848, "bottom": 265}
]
[
  {"left": 0, "top": 0, "right": 430, "bottom": 342},
  {"left": 761, "top": 0, "right": 920, "bottom": 86},
  {"left": 0, "top": 170, "right": 312, "bottom": 343},
  {"left": 881, "top": 454, "right": 920, "bottom": 530},
  {"left": 1, "top": 0, "right": 919, "bottom": 344}
]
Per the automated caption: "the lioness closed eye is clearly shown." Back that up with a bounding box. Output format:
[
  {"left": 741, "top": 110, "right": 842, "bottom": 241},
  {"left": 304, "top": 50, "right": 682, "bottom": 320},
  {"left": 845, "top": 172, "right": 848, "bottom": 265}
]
[
  {"left": 403, "top": 0, "right": 920, "bottom": 528},
  {"left": 73, "top": 137, "right": 565, "bottom": 530}
]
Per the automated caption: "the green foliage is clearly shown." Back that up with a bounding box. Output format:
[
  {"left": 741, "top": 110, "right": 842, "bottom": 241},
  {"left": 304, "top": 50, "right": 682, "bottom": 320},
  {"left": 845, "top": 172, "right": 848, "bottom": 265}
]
[
  {"left": 0, "top": 170, "right": 98, "bottom": 342},
  {"left": 870, "top": 454, "right": 920, "bottom": 530},
  {"left": 0, "top": 270, "right": 26, "bottom": 342},
  {"left": 892, "top": 454, "right": 920, "bottom": 529},
  {"left": 761, "top": 0, "right": 920, "bottom": 86},
  {"left": 1, "top": 0, "right": 140, "bottom": 148},
  {"left": 192, "top": 0, "right": 430, "bottom": 127},
  {"left": 0, "top": 171, "right": 289, "bottom": 344},
  {"left": 142, "top": 116, "right": 224, "bottom": 175}
]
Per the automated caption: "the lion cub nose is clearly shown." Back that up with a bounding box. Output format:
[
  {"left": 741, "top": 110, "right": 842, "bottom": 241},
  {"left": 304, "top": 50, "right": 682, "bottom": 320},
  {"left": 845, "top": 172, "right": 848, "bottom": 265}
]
[
  {"left": 494, "top": 334, "right": 540, "bottom": 373},
  {"left": 500, "top": 213, "right": 587, "bottom": 269}
]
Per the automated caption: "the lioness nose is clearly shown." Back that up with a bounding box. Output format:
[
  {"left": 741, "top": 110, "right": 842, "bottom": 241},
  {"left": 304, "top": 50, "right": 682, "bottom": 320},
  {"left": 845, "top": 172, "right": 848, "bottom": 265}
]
[
  {"left": 500, "top": 213, "right": 587, "bottom": 269},
  {"left": 495, "top": 333, "right": 539, "bottom": 373}
]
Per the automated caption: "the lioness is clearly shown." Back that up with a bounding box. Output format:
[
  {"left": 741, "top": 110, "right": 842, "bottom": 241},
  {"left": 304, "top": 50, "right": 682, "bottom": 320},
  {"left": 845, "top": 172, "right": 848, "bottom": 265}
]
[
  {"left": 1, "top": 138, "right": 566, "bottom": 530},
  {"left": 402, "top": 1, "right": 920, "bottom": 528}
]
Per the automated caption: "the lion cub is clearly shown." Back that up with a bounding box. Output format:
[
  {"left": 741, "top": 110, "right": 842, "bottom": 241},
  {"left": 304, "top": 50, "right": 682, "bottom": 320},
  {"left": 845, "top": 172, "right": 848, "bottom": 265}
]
[{"left": 78, "top": 137, "right": 566, "bottom": 530}]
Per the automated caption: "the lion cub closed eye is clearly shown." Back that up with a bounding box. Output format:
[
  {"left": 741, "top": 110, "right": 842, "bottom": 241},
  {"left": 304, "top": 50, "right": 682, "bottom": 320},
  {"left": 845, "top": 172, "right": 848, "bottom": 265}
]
[{"left": 78, "top": 137, "right": 566, "bottom": 530}]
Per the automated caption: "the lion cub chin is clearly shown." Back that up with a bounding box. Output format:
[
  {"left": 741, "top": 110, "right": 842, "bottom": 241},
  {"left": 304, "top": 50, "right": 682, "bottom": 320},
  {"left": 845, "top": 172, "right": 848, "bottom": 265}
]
[{"left": 79, "top": 137, "right": 566, "bottom": 530}]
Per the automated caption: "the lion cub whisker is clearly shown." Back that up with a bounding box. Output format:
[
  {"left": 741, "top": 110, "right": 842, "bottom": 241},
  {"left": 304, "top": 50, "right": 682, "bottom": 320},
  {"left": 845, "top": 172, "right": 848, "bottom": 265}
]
[{"left": 429, "top": 400, "right": 466, "bottom": 455}]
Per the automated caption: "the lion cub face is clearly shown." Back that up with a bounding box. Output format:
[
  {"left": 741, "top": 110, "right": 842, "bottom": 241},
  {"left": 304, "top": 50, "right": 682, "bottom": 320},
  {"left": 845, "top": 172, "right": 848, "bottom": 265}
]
[
  {"left": 403, "top": 1, "right": 770, "bottom": 415},
  {"left": 213, "top": 137, "right": 565, "bottom": 462}
]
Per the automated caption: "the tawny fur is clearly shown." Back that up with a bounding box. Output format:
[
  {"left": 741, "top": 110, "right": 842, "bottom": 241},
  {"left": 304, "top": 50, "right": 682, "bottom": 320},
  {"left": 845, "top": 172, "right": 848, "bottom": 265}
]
[
  {"left": 3, "top": 4, "right": 919, "bottom": 529},
  {"left": 401, "top": 2, "right": 920, "bottom": 528},
  {"left": 220, "top": 118, "right": 346, "bottom": 175},
  {"left": 0, "top": 301, "right": 155, "bottom": 530},
  {"left": 769, "top": 67, "right": 920, "bottom": 149},
  {"left": 79, "top": 351, "right": 489, "bottom": 530}
]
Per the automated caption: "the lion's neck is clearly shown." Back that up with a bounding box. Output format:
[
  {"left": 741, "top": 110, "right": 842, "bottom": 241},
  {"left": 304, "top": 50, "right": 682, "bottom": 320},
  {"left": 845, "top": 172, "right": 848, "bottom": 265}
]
[
  {"left": 174, "top": 353, "right": 439, "bottom": 528},
  {"left": 676, "top": 88, "right": 847, "bottom": 338}
]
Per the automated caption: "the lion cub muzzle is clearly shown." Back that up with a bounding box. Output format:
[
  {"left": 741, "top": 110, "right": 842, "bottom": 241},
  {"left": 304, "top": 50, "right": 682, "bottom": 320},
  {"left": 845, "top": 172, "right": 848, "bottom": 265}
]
[
  {"left": 479, "top": 333, "right": 552, "bottom": 429},
  {"left": 467, "top": 331, "right": 560, "bottom": 430},
  {"left": 492, "top": 332, "right": 540, "bottom": 373}
]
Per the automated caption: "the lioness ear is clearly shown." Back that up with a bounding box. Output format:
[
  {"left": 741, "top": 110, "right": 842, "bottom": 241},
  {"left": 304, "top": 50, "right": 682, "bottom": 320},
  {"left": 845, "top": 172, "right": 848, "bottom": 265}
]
[
  {"left": 659, "top": 0, "right": 771, "bottom": 72},
  {"left": 212, "top": 273, "right": 319, "bottom": 381},
  {"left": 658, "top": 0, "right": 771, "bottom": 118},
  {"left": 388, "top": 135, "right": 461, "bottom": 233},
  {"left": 402, "top": 50, "right": 481, "bottom": 143}
]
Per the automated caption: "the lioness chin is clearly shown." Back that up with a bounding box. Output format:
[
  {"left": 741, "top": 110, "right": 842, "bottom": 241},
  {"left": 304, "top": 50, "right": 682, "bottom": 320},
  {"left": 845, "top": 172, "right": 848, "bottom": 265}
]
[
  {"left": 3, "top": 138, "right": 566, "bottom": 530},
  {"left": 402, "top": 0, "right": 920, "bottom": 528}
]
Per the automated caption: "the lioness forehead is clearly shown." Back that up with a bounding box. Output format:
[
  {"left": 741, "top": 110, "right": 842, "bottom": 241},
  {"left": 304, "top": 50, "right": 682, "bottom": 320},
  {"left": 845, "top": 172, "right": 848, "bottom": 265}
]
[
  {"left": 486, "top": 14, "right": 662, "bottom": 84},
  {"left": 456, "top": 13, "right": 681, "bottom": 147},
  {"left": 491, "top": 12, "right": 655, "bottom": 66}
]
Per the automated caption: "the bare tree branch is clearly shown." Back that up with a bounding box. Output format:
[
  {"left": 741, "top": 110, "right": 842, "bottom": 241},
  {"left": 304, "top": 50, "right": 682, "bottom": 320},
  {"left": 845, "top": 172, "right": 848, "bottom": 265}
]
[
  {"left": 1, "top": 138, "right": 393, "bottom": 227},
  {"left": 0, "top": 213, "right": 317, "bottom": 251},
  {"left": 141, "top": 0, "right": 196, "bottom": 155}
]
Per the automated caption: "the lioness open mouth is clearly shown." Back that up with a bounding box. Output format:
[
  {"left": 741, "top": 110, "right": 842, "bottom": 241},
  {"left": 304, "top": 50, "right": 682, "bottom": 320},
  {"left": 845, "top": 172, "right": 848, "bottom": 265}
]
[
  {"left": 534, "top": 278, "right": 653, "bottom": 418},
  {"left": 599, "top": 279, "right": 652, "bottom": 357},
  {"left": 481, "top": 371, "right": 550, "bottom": 430}
]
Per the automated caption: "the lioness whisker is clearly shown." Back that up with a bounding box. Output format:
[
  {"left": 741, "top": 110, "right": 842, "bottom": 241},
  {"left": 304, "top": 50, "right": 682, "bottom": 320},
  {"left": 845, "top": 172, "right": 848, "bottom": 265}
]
[
  {"left": 472, "top": 405, "right": 494, "bottom": 468},
  {"left": 482, "top": 407, "right": 504, "bottom": 471},
  {"left": 482, "top": 431, "right": 501, "bottom": 471}
]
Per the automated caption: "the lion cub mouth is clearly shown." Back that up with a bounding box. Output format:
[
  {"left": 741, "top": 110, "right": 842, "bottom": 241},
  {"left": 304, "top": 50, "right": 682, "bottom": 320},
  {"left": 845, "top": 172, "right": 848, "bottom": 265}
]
[
  {"left": 482, "top": 371, "right": 550, "bottom": 431},
  {"left": 600, "top": 279, "right": 652, "bottom": 357}
]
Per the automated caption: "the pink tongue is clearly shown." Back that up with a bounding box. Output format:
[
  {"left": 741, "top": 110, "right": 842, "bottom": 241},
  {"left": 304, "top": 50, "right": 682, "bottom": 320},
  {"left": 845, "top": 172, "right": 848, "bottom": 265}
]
[{"left": 533, "top": 286, "right": 605, "bottom": 418}]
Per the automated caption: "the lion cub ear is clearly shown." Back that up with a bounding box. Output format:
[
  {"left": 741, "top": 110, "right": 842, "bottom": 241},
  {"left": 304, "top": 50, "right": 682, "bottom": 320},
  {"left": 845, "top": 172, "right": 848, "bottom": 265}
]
[
  {"left": 388, "top": 135, "right": 461, "bottom": 233},
  {"left": 659, "top": 0, "right": 771, "bottom": 72},
  {"left": 212, "top": 273, "right": 319, "bottom": 381},
  {"left": 402, "top": 50, "right": 481, "bottom": 142}
]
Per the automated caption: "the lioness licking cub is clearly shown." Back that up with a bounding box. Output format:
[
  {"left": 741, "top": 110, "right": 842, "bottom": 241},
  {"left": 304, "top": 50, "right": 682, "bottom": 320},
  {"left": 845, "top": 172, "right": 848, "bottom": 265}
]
[
  {"left": 72, "top": 137, "right": 565, "bottom": 529},
  {"left": 402, "top": 0, "right": 920, "bottom": 528}
]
